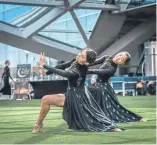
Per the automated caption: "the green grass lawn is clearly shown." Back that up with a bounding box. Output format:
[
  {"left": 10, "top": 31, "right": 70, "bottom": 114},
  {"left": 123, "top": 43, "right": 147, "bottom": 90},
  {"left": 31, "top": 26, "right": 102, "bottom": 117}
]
[{"left": 0, "top": 96, "right": 156, "bottom": 144}]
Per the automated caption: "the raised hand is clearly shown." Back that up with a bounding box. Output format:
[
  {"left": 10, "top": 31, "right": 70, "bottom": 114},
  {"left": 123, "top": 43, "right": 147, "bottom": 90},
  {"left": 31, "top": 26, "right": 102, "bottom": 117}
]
[
  {"left": 39, "top": 52, "right": 45, "bottom": 68},
  {"left": 39, "top": 52, "right": 46, "bottom": 75}
]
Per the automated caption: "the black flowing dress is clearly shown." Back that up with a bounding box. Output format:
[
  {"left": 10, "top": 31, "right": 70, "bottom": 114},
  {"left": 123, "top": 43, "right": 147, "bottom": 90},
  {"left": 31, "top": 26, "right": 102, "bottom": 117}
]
[
  {"left": 43, "top": 63, "right": 119, "bottom": 132},
  {"left": 0, "top": 66, "right": 12, "bottom": 95},
  {"left": 87, "top": 56, "right": 143, "bottom": 123}
]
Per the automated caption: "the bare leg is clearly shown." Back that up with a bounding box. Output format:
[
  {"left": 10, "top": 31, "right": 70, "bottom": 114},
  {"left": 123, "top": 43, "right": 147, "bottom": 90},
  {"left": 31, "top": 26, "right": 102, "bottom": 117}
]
[{"left": 32, "top": 93, "right": 65, "bottom": 133}]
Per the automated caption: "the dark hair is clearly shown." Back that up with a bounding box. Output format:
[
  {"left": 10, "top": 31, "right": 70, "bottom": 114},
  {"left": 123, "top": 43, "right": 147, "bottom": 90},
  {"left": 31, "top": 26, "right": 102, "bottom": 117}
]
[
  {"left": 123, "top": 51, "right": 131, "bottom": 63},
  {"left": 5, "top": 60, "right": 10, "bottom": 65},
  {"left": 85, "top": 48, "right": 97, "bottom": 64}
]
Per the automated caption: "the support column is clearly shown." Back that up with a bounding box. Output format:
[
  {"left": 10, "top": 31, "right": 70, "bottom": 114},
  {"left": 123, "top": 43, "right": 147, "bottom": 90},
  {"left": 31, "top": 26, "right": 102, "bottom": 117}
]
[
  {"left": 99, "top": 17, "right": 156, "bottom": 57},
  {"left": 87, "top": 11, "right": 126, "bottom": 54}
]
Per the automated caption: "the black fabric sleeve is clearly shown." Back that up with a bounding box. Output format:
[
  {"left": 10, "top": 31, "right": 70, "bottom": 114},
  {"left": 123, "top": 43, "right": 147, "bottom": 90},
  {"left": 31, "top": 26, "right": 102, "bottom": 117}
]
[
  {"left": 87, "top": 68, "right": 113, "bottom": 76},
  {"left": 44, "top": 65, "right": 78, "bottom": 78},
  {"left": 88, "top": 55, "right": 109, "bottom": 67},
  {"left": 46, "top": 58, "right": 76, "bottom": 75}
]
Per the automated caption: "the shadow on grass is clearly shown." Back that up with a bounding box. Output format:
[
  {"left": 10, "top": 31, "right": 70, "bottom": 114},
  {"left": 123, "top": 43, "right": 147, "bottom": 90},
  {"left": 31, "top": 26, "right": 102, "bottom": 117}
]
[
  {"left": 15, "top": 123, "right": 69, "bottom": 144},
  {"left": 16, "top": 128, "right": 156, "bottom": 144},
  {"left": 0, "top": 125, "right": 90, "bottom": 136},
  {"left": 0, "top": 130, "right": 32, "bottom": 135},
  {"left": 0, "top": 123, "right": 156, "bottom": 144}
]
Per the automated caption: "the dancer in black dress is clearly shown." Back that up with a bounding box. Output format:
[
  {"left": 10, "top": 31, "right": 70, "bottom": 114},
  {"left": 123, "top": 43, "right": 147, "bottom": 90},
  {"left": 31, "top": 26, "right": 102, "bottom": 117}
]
[
  {"left": 32, "top": 49, "right": 122, "bottom": 133},
  {"left": 0, "top": 60, "right": 13, "bottom": 95},
  {"left": 87, "top": 52, "right": 145, "bottom": 123},
  {"left": 42, "top": 52, "right": 145, "bottom": 123}
]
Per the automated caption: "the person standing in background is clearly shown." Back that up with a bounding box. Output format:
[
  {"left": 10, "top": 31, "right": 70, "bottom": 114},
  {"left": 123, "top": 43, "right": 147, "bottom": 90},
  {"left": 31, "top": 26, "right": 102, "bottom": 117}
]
[
  {"left": 147, "top": 81, "right": 156, "bottom": 95},
  {"left": 0, "top": 60, "right": 13, "bottom": 96}
]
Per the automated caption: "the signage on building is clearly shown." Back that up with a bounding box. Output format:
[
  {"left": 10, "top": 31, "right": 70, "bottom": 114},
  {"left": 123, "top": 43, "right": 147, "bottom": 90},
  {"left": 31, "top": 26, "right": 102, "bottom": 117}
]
[{"left": 16, "top": 64, "right": 31, "bottom": 78}]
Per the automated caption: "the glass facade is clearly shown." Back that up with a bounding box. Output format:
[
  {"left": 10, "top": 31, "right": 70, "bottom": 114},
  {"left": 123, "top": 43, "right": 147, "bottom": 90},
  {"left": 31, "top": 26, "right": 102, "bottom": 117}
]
[
  {"left": 39, "top": 10, "right": 100, "bottom": 48},
  {"left": 0, "top": 4, "right": 100, "bottom": 80},
  {"left": 0, "top": 4, "right": 34, "bottom": 22},
  {"left": 0, "top": 43, "right": 58, "bottom": 80}
]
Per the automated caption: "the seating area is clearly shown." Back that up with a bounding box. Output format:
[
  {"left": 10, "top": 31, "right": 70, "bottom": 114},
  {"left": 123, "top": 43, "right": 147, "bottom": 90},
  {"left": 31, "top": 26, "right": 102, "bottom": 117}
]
[{"left": 110, "top": 76, "right": 156, "bottom": 96}]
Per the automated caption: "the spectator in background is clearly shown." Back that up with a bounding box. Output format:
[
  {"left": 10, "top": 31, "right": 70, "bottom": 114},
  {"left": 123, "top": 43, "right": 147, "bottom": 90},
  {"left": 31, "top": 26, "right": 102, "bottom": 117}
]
[
  {"left": 136, "top": 80, "right": 143, "bottom": 95},
  {"left": 147, "top": 81, "right": 156, "bottom": 95},
  {"left": 136, "top": 80, "right": 147, "bottom": 95}
]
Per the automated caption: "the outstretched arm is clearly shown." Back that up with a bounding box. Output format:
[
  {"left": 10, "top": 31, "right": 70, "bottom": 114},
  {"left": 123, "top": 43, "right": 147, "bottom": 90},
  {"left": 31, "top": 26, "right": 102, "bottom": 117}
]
[
  {"left": 43, "top": 65, "right": 78, "bottom": 78},
  {"left": 46, "top": 58, "right": 76, "bottom": 75},
  {"left": 88, "top": 55, "right": 109, "bottom": 67}
]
